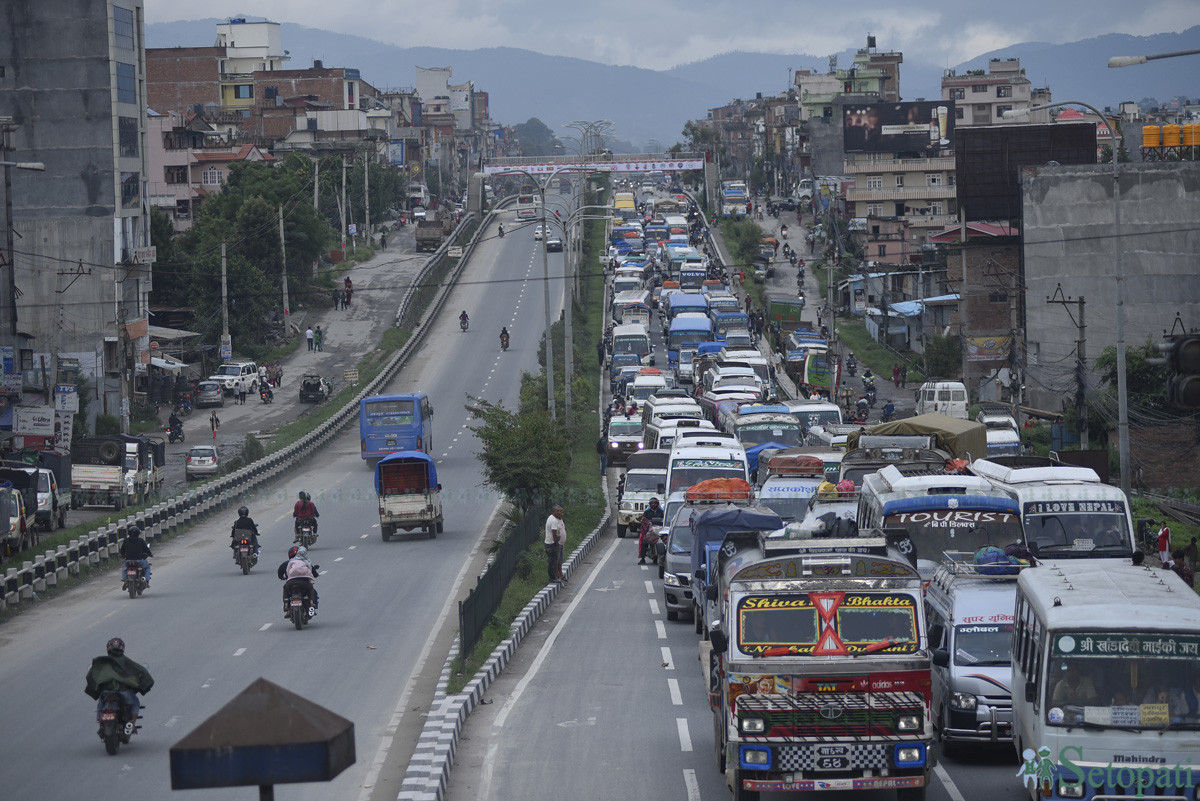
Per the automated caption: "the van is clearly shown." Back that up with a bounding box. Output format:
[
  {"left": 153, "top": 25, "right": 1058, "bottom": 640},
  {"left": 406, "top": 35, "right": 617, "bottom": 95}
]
[
  {"left": 804, "top": 423, "right": 860, "bottom": 451},
  {"left": 925, "top": 552, "right": 1022, "bottom": 753},
  {"left": 914, "top": 380, "right": 969, "bottom": 419},
  {"left": 611, "top": 323, "right": 654, "bottom": 365},
  {"left": 644, "top": 418, "right": 715, "bottom": 451}
]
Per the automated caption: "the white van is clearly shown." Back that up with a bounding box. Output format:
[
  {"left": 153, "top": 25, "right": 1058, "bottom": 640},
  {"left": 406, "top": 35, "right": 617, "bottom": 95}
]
[{"left": 914, "top": 381, "right": 969, "bottom": 419}]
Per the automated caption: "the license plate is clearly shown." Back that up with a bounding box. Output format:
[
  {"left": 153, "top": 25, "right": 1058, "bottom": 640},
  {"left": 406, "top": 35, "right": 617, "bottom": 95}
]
[
  {"left": 125, "top": 570, "right": 135, "bottom": 579},
  {"left": 101, "top": 711, "right": 116, "bottom": 721},
  {"left": 239, "top": 547, "right": 249, "bottom": 553},
  {"left": 290, "top": 599, "right": 301, "bottom": 607},
  {"left": 816, "top": 757, "right": 850, "bottom": 770},
  {"left": 385, "top": 439, "right": 396, "bottom": 446},
  {"left": 815, "top": 745, "right": 850, "bottom": 756}
]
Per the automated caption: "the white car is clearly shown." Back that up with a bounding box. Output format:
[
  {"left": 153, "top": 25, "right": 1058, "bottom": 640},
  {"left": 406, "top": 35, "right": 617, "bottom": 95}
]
[{"left": 533, "top": 225, "right": 545, "bottom": 241}]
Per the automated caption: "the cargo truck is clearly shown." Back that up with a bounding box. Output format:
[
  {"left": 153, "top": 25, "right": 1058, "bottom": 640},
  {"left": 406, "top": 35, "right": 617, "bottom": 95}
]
[
  {"left": 375, "top": 451, "right": 443, "bottom": 539},
  {"left": 71, "top": 435, "right": 165, "bottom": 510},
  {"left": 415, "top": 214, "right": 452, "bottom": 253}
]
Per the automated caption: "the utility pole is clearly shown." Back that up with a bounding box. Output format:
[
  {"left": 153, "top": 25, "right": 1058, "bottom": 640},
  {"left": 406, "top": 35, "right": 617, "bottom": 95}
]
[
  {"left": 220, "top": 241, "right": 229, "bottom": 338},
  {"left": 1048, "top": 285, "right": 1087, "bottom": 449},
  {"left": 540, "top": 182, "right": 556, "bottom": 420},
  {"left": 312, "top": 157, "right": 319, "bottom": 210},
  {"left": 363, "top": 152, "right": 370, "bottom": 243},
  {"left": 340, "top": 157, "right": 348, "bottom": 257},
  {"left": 960, "top": 210, "right": 970, "bottom": 397},
  {"left": 278, "top": 205, "right": 290, "bottom": 320}
]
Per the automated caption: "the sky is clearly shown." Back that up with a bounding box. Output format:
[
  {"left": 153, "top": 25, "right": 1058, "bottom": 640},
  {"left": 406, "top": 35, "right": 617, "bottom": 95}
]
[{"left": 145, "top": 0, "right": 1200, "bottom": 71}]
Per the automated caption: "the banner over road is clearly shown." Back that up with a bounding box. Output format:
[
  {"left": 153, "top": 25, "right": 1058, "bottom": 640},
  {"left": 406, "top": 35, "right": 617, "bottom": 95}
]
[{"left": 483, "top": 153, "right": 703, "bottom": 175}]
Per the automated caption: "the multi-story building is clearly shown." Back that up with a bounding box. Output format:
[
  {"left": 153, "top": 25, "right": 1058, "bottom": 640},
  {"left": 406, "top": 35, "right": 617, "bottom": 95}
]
[
  {"left": 1, "top": 0, "right": 154, "bottom": 421},
  {"left": 941, "top": 58, "right": 1051, "bottom": 127},
  {"left": 844, "top": 152, "right": 958, "bottom": 242},
  {"left": 798, "top": 38, "right": 903, "bottom": 121}
]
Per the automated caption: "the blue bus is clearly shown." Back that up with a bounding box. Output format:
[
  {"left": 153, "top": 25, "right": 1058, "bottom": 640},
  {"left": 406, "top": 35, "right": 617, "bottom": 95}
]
[
  {"left": 359, "top": 393, "right": 434, "bottom": 460},
  {"left": 667, "top": 316, "right": 713, "bottom": 366},
  {"left": 712, "top": 311, "right": 750, "bottom": 341}
]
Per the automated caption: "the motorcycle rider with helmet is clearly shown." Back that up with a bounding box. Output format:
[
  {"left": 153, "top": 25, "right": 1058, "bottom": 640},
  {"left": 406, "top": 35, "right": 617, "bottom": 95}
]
[
  {"left": 168, "top": 410, "right": 184, "bottom": 440},
  {"left": 500, "top": 326, "right": 510, "bottom": 350},
  {"left": 231, "top": 505, "right": 261, "bottom": 554},
  {"left": 292, "top": 491, "right": 319, "bottom": 541},
  {"left": 85, "top": 637, "right": 154, "bottom": 738},
  {"left": 498, "top": 223, "right": 505, "bottom": 238},
  {"left": 118, "top": 526, "right": 152, "bottom": 583},
  {"left": 277, "top": 545, "right": 319, "bottom": 613},
  {"left": 459, "top": 310, "right": 469, "bottom": 330}
]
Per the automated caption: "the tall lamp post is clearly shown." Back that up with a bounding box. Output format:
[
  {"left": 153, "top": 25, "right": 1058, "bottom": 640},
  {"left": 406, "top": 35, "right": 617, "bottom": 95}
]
[
  {"left": 1003, "top": 101, "right": 1129, "bottom": 496},
  {"left": 1108, "top": 48, "right": 1200, "bottom": 68},
  {"left": 1, "top": 117, "right": 46, "bottom": 339}
]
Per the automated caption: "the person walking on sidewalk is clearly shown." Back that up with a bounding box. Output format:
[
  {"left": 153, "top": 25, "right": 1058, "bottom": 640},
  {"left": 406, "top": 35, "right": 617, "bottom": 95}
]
[
  {"left": 544, "top": 506, "right": 566, "bottom": 585},
  {"left": 210, "top": 409, "right": 220, "bottom": 438},
  {"left": 331, "top": 289, "right": 339, "bottom": 310},
  {"left": 306, "top": 327, "right": 314, "bottom": 351},
  {"left": 314, "top": 325, "right": 323, "bottom": 352}
]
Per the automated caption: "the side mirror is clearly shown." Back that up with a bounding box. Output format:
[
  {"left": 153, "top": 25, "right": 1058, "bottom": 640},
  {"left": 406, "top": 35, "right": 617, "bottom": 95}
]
[
  {"left": 1025, "top": 681, "right": 1037, "bottom": 703},
  {"left": 932, "top": 650, "right": 950, "bottom": 668},
  {"left": 694, "top": 567, "right": 706, "bottom": 581},
  {"left": 705, "top": 584, "right": 718, "bottom": 602},
  {"left": 657, "top": 483, "right": 666, "bottom": 495},
  {"left": 710, "top": 628, "right": 729, "bottom": 654}
]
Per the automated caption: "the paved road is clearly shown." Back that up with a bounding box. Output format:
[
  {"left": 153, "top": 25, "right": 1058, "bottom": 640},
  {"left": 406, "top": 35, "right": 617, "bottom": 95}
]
[{"left": 0, "top": 213, "right": 567, "bottom": 801}]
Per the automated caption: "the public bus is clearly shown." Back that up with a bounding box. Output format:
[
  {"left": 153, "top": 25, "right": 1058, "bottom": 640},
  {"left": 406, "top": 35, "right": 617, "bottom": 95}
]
[
  {"left": 856, "top": 465, "right": 1023, "bottom": 583},
  {"left": 359, "top": 393, "right": 434, "bottom": 460},
  {"left": 665, "top": 443, "right": 749, "bottom": 496},
  {"left": 1011, "top": 561, "right": 1200, "bottom": 800},
  {"left": 666, "top": 316, "right": 713, "bottom": 366},
  {"left": 970, "top": 459, "right": 1136, "bottom": 559},
  {"left": 516, "top": 193, "right": 537, "bottom": 220}
]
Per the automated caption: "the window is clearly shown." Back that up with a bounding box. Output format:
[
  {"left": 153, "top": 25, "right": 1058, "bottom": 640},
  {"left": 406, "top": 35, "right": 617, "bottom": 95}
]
[
  {"left": 996, "top": 105, "right": 1012, "bottom": 119},
  {"left": 975, "top": 104, "right": 990, "bottom": 114},
  {"left": 925, "top": 173, "right": 943, "bottom": 186},
  {"left": 866, "top": 204, "right": 883, "bottom": 217},
  {"left": 877, "top": 244, "right": 887, "bottom": 257},
  {"left": 971, "top": 84, "right": 988, "bottom": 93},
  {"left": 116, "top": 62, "right": 136, "bottom": 104},
  {"left": 989, "top": 292, "right": 1008, "bottom": 303},
  {"left": 866, "top": 175, "right": 883, "bottom": 189},
  {"left": 118, "top": 116, "right": 138, "bottom": 157},
  {"left": 164, "top": 165, "right": 187, "bottom": 184},
  {"left": 929, "top": 202, "right": 944, "bottom": 215},
  {"left": 114, "top": 6, "right": 135, "bottom": 50},
  {"left": 233, "top": 84, "right": 253, "bottom": 99},
  {"left": 202, "top": 167, "right": 224, "bottom": 186},
  {"left": 997, "top": 85, "right": 1012, "bottom": 98},
  {"left": 950, "top": 88, "right": 965, "bottom": 100},
  {"left": 895, "top": 175, "right": 905, "bottom": 188},
  {"left": 175, "top": 199, "right": 191, "bottom": 218},
  {"left": 120, "top": 171, "right": 140, "bottom": 209},
  {"left": 955, "top": 107, "right": 964, "bottom": 120}
]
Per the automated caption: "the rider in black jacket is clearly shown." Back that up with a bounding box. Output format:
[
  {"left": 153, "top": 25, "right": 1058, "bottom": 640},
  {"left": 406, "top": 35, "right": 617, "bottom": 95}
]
[
  {"left": 231, "top": 506, "right": 261, "bottom": 554},
  {"left": 118, "top": 526, "right": 152, "bottom": 582}
]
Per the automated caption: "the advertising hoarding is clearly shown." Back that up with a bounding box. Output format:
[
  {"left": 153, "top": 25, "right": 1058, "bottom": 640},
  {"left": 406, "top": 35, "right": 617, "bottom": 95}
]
[{"left": 843, "top": 101, "right": 956, "bottom": 155}]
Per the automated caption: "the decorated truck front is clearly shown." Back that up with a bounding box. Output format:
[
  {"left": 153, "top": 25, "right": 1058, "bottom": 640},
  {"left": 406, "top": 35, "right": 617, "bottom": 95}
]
[{"left": 706, "top": 532, "right": 934, "bottom": 800}]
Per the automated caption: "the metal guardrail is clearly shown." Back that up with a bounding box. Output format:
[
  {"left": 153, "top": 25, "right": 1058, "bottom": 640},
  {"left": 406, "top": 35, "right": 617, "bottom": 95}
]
[{"left": 1, "top": 210, "right": 495, "bottom": 614}]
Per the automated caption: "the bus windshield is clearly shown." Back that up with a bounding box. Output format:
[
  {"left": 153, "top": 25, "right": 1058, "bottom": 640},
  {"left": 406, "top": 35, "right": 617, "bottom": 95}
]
[
  {"left": 735, "top": 593, "right": 920, "bottom": 657},
  {"left": 954, "top": 623, "right": 1013, "bottom": 666},
  {"left": 883, "top": 509, "right": 1023, "bottom": 559},
  {"left": 734, "top": 421, "right": 802, "bottom": 447},
  {"left": 1022, "top": 502, "right": 1133, "bottom": 555},
  {"left": 669, "top": 327, "right": 710, "bottom": 351},
  {"left": 1045, "top": 631, "right": 1200, "bottom": 731},
  {"left": 613, "top": 334, "right": 651, "bottom": 359},
  {"left": 668, "top": 458, "right": 745, "bottom": 494}
]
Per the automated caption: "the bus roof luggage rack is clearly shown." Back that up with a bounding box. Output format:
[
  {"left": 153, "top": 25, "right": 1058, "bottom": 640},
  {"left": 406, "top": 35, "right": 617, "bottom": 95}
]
[{"left": 937, "top": 549, "right": 1027, "bottom": 579}]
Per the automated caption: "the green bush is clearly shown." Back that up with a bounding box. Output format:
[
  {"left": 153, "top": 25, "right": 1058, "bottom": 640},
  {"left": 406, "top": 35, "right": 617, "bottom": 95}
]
[{"left": 94, "top": 414, "right": 121, "bottom": 436}]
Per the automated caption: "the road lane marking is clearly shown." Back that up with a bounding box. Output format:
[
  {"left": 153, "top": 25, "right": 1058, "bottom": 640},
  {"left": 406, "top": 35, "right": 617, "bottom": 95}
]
[
  {"left": 649, "top": 599, "right": 661, "bottom": 616},
  {"left": 334, "top": 557, "right": 344, "bottom": 562},
  {"left": 684, "top": 769, "right": 700, "bottom": 801},
  {"left": 258, "top": 623, "right": 271, "bottom": 631},
  {"left": 164, "top": 715, "right": 181, "bottom": 728},
  {"left": 668, "top": 678, "right": 683, "bottom": 705},
  {"left": 661, "top": 646, "right": 674, "bottom": 669},
  {"left": 233, "top": 648, "right": 246, "bottom": 656},
  {"left": 655, "top": 619, "right": 666, "bottom": 639},
  {"left": 361, "top": 534, "right": 369, "bottom": 538},
  {"left": 935, "top": 762, "right": 967, "bottom": 801},
  {"left": 348, "top": 545, "right": 357, "bottom": 550},
  {"left": 676, "top": 717, "right": 693, "bottom": 751},
  {"left": 644, "top": 579, "right": 654, "bottom": 593}
]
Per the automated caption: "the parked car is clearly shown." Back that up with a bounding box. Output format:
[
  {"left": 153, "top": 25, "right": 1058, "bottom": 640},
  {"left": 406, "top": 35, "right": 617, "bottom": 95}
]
[
  {"left": 298, "top": 372, "right": 330, "bottom": 403},
  {"left": 195, "top": 380, "right": 225, "bottom": 408},
  {"left": 208, "top": 361, "right": 258, "bottom": 396},
  {"left": 184, "top": 445, "right": 219, "bottom": 481},
  {"left": 546, "top": 236, "right": 564, "bottom": 252}
]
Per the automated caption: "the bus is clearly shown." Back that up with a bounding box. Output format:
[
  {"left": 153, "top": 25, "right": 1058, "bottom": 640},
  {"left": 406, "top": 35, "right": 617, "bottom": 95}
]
[
  {"left": 1011, "top": 561, "right": 1200, "bottom": 800},
  {"left": 666, "top": 316, "right": 712, "bottom": 366},
  {"left": 856, "top": 465, "right": 1024, "bottom": 583},
  {"left": 359, "top": 393, "right": 434, "bottom": 460},
  {"left": 516, "top": 193, "right": 537, "bottom": 220},
  {"left": 665, "top": 444, "right": 749, "bottom": 496},
  {"left": 970, "top": 459, "right": 1136, "bottom": 559}
]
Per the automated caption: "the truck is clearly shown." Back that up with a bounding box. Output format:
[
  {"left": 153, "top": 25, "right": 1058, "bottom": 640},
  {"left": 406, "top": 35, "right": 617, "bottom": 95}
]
[
  {"left": 702, "top": 529, "right": 935, "bottom": 800},
  {"left": 415, "top": 214, "right": 452, "bottom": 253},
  {"left": 0, "top": 471, "right": 38, "bottom": 557},
  {"left": 375, "top": 451, "right": 443, "bottom": 539},
  {"left": 721, "top": 181, "right": 749, "bottom": 219},
  {"left": 71, "top": 435, "right": 165, "bottom": 510},
  {"left": 0, "top": 455, "right": 69, "bottom": 531}
]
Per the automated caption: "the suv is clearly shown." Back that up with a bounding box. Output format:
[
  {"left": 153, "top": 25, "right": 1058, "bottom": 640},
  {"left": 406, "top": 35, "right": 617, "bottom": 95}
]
[
  {"left": 616, "top": 467, "right": 667, "bottom": 538},
  {"left": 208, "top": 361, "right": 258, "bottom": 396}
]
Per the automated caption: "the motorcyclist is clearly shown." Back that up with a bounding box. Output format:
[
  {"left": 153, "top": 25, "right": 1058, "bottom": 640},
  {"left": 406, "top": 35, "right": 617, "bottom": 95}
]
[
  {"left": 498, "top": 223, "right": 505, "bottom": 237},
  {"left": 846, "top": 352, "right": 857, "bottom": 370},
  {"left": 856, "top": 395, "right": 870, "bottom": 421},
  {"left": 260, "top": 384, "right": 274, "bottom": 402},
  {"left": 85, "top": 637, "right": 154, "bottom": 737},
  {"left": 883, "top": 400, "right": 896, "bottom": 422},
  {"left": 500, "top": 326, "right": 510, "bottom": 349},
  {"left": 292, "top": 491, "right": 319, "bottom": 541},
  {"left": 119, "top": 525, "right": 152, "bottom": 583},
  {"left": 168, "top": 411, "right": 183, "bottom": 437},
  {"left": 231, "top": 505, "right": 261, "bottom": 555},
  {"left": 637, "top": 498, "right": 665, "bottom": 565},
  {"left": 277, "top": 545, "right": 319, "bottom": 613},
  {"left": 459, "top": 310, "right": 469, "bottom": 329}
]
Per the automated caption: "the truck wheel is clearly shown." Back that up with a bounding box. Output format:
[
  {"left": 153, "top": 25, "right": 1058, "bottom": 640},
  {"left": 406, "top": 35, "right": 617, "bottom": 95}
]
[
  {"left": 436, "top": 519, "right": 444, "bottom": 534},
  {"left": 381, "top": 526, "right": 391, "bottom": 542},
  {"left": 616, "top": 523, "right": 626, "bottom": 538},
  {"left": 694, "top": 605, "right": 704, "bottom": 634},
  {"left": 57, "top": 508, "right": 66, "bottom": 529},
  {"left": 98, "top": 441, "right": 122, "bottom": 464},
  {"left": 427, "top": 524, "right": 436, "bottom": 540}
]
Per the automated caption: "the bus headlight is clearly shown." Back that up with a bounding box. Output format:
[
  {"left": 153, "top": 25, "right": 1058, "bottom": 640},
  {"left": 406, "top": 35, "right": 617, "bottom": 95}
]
[
  {"left": 741, "top": 717, "right": 765, "bottom": 734},
  {"left": 951, "top": 692, "right": 977, "bottom": 711},
  {"left": 896, "top": 715, "right": 921, "bottom": 731},
  {"left": 893, "top": 744, "right": 926, "bottom": 767},
  {"left": 1059, "top": 781, "right": 1084, "bottom": 798}
]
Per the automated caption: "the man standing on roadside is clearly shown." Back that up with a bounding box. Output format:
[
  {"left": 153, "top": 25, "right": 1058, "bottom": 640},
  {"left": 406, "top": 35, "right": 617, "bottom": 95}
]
[
  {"left": 1158, "top": 523, "right": 1172, "bottom": 565},
  {"left": 306, "top": 327, "right": 314, "bottom": 351},
  {"left": 597, "top": 339, "right": 606, "bottom": 367},
  {"left": 544, "top": 505, "right": 566, "bottom": 585}
]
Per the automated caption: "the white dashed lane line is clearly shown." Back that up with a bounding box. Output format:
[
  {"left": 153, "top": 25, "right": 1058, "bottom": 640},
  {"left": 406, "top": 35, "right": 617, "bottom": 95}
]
[{"left": 234, "top": 648, "right": 246, "bottom": 656}]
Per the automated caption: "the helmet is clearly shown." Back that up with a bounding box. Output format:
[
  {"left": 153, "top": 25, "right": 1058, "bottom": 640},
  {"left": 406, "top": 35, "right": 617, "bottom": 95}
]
[
  {"left": 106, "top": 637, "right": 125, "bottom": 657},
  {"left": 288, "top": 546, "right": 300, "bottom": 559},
  {"left": 648, "top": 497, "right": 660, "bottom": 506},
  {"left": 126, "top": 525, "right": 141, "bottom": 538},
  {"left": 238, "top": 505, "right": 249, "bottom": 517},
  {"left": 304, "top": 492, "right": 312, "bottom": 502}
]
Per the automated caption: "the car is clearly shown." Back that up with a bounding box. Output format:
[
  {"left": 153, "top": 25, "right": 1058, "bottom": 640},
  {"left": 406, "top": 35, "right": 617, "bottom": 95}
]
[
  {"left": 195, "top": 380, "right": 225, "bottom": 408},
  {"left": 298, "top": 372, "right": 329, "bottom": 403},
  {"left": 411, "top": 206, "right": 427, "bottom": 220},
  {"left": 208, "top": 361, "right": 258, "bottom": 395},
  {"left": 184, "top": 445, "right": 219, "bottom": 481},
  {"left": 545, "top": 236, "right": 563, "bottom": 252},
  {"left": 533, "top": 225, "right": 545, "bottom": 241}
]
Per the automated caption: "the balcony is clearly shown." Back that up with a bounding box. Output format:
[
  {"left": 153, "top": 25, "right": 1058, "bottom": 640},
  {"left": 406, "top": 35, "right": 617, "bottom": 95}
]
[
  {"left": 844, "top": 155, "right": 956, "bottom": 173},
  {"left": 904, "top": 214, "right": 958, "bottom": 229},
  {"left": 848, "top": 185, "right": 957, "bottom": 202}
]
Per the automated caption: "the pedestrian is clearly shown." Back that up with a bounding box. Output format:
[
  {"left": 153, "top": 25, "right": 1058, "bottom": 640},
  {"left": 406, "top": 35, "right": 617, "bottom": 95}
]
[
  {"left": 1185, "top": 537, "right": 1198, "bottom": 574},
  {"left": 597, "top": 339, "right": 606, "bottom": 367},
  {"left": 210, "top": 409, "right": 220, "bottom": 438},
  {"left": 597, "top": 434, "right": 608, "bottom": 476},
  {"left": 380, "top": 233, "right": 387, "bottom": 249},
  {"left": 1171, "top": 548, "right": 1195, "bottom": 589},
  {"left": 1158, "top": 523, "right": 1172, "bottom": 564},
  {"left": 893, "top": 364, "right": 900, "bottom": 388},
  {"left": 306, "top": 326, "right": 314, "bottom": 351},
  {"left": 900, "top": 364, "right": 908, "bottom": 388},
  {"left": 314, "top": 325, "right": 323, "bottom": 352},
  {"left": 344, "top": 276, "right": 353, "bottom": 306},
  {"left": 544, "top": 505, "right": 566, "bottom": 584},
  {"left": 236, "top": 377, "right": 247, "bottom": 405},
  {"left": 332, "top": 289, "right": 339, "bottom": 310}
]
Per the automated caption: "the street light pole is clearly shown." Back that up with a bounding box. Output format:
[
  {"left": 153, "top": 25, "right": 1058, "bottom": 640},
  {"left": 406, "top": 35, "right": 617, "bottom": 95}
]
[
  {"left": 1003, "top": 101, "right": 1129, "bottom": 496},
  {"left": 1108, "top": 48, "right": 1200, "bottom": 68},
  {"left": 1, "top": 117, "right": 47, "bottom": 339}
]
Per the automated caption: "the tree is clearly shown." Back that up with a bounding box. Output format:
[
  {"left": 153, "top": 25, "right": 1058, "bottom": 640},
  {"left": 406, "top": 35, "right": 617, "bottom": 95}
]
[
  {"left": 1092, "top": 338, "right": 1170, "bottom": 412},
  {"left": 466, "top": 395, "right": 570, "bottom": 510},
  {"left": 513, "top": 118, "right": 560, "bottom": 157},
  {"left": 923, "top": 333, "right": 962, "bottom": 379}
]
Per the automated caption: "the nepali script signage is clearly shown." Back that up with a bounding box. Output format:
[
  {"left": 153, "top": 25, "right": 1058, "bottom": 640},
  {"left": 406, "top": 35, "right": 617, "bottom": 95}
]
[
  {"left": 1052, "top": 632, "right": 1200, "bottom": 659},
  {"left": 483, "top": 159, "right": 704, "bottom": 175}
]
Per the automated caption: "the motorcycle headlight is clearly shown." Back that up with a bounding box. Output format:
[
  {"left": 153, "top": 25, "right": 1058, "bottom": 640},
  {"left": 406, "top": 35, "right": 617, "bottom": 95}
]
[
  {"left": 950, "top": 692, "right": 977, "bottom": 711},
  {"left": 663, "top": 572, "right": 682, "bottom": 587}
]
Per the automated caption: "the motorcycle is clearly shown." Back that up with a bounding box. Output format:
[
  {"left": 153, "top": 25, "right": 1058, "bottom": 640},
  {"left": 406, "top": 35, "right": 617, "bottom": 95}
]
[
  {"left": 500, "top": 333, "right": 510, "bottom": 351},
  {"left": 167, "top": 424, "right": 185, "bottom": 444},
  {"left": 260, "top": 388, "right": 273, "bottom": 404},
  {"left": 498, "top": 225, "right": 505, "bottom": 238},
  {"left": 847, "top": 360, "right": 857, "bottom": 377},
  {"left": 853, "top": 404, "right": 870, "bottom": 424},
  {"left": 121, "top": 560, "right": 148, "bottom": 599},
  {"left": 175, "top": 393, "right": 193, "bottom": 415},
  {"left": 297, "top": 519, "right": 317, "bottom": 548},
  {"left": 234, "top": 536, "right": 257, "bottom": 575},
  {"left": 284, "top": 578, "right": 317, "bottom": 630},
  {"left": 97, "top": 690, "right": 140, "bottom": 755},
  {"left": 864, "top": 385, "right": 878, "bottom": 407},
  {"left": 780, "top": 226, "right": 788, "bottom": 239},
  {"left": 460, "top": 317, "right": 469, "bottom": 332}
]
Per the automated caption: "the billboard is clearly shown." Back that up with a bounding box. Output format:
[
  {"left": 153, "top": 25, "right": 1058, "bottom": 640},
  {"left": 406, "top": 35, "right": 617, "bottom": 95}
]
[{"left": 843, "top": 101, "right": 955, "bottom": 155}]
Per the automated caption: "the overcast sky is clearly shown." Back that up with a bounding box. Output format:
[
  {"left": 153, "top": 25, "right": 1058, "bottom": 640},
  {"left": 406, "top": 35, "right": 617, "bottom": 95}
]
[{"left": 146, "top": 1, "right": 1200, "bottom": 70}]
